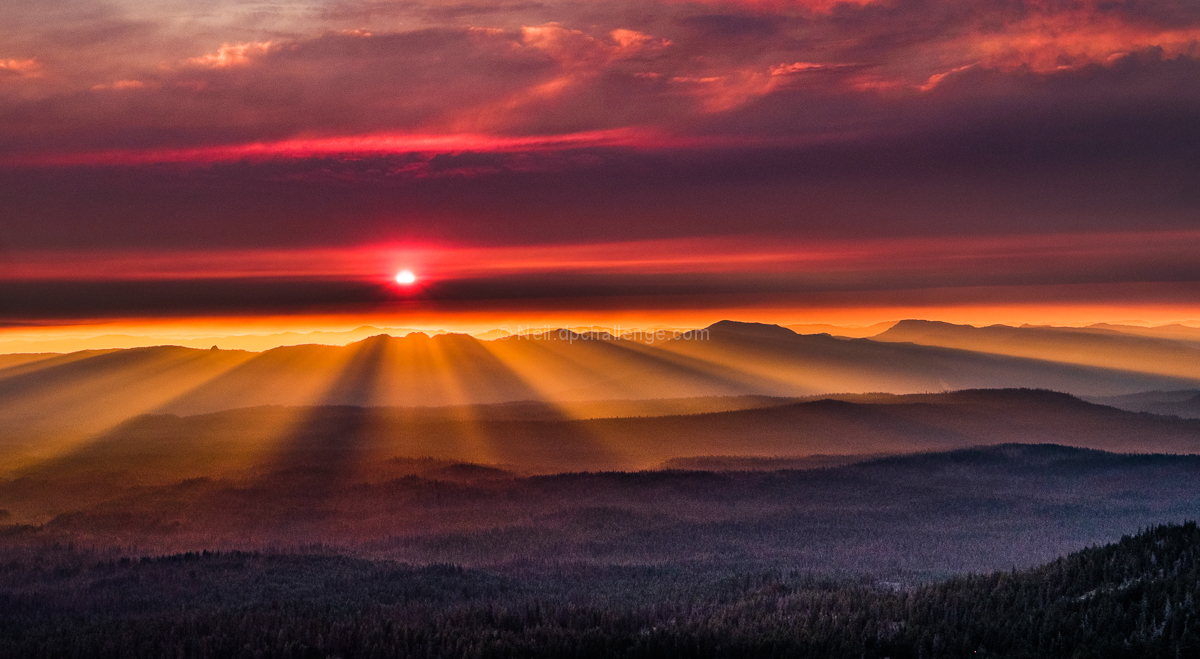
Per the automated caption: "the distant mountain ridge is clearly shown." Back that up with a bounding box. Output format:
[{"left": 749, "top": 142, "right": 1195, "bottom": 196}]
[
  {"left": 1086, "top": 389, "right": 1200, "bottom": 419},
  {"left": 0, "top": 326, "right": 443, "bottom": 354},
  {"left": 1084, "top": 322, "right": 1200, "bottom": 344},
  {"left": 875, "top": 318, "right": 1200, "bottom": 379},
  {"left": 4, "top": 320, "right": 1200, "bottom": 436},
  {"left": 785, "top": 321, "right": 897, "bottom": 338}
]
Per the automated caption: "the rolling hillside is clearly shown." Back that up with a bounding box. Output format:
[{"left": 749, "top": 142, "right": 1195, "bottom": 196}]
[
  {"left": 9, "top": 388, "right": 1200, "bottom": 482},
  {"left": 3, "top": 443, "right": 1200, "bottom": 579}
]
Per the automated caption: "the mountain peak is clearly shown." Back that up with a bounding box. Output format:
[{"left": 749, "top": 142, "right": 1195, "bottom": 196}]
[
  {"left": 703, "top": 320, "right": 798, "bottom": 341},
  {"left": 344, "top": 333, "right": 397, "bottom": 346},
  {"left": 887, "top": 319, "right": 964, "bottom": 331}
]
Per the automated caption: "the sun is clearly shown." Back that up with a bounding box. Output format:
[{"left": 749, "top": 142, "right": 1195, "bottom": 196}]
[{"left": 395, "top": 270, "right": 417, "bottom": 285}]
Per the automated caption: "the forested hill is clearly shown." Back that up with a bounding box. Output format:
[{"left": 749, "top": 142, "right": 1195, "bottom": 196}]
[
  {"left": 912, "top": 521, "right": 1200, "bottom": 657},
  {"left": 2, "top": 522, "right": 1199, "bottom": 658}
]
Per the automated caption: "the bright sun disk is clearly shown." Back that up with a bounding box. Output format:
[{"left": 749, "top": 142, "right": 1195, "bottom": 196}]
[{"left": 395, "top": 270, "right": 417, "bottom": 285}]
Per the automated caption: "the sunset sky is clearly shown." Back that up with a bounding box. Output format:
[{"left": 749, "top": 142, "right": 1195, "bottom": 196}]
[{"left": 3, "top": 0, "right": 1199, "bottom": 337}]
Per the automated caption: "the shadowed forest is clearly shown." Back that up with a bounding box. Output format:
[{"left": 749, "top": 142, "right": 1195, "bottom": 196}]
[{"left": 5, "top": 521, "right": 1200, "bottom": 657}]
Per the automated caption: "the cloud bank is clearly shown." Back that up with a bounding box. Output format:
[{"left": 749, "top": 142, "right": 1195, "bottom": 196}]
[{"left": 1, "top": 0, "right": 1198, "bottom": 322}]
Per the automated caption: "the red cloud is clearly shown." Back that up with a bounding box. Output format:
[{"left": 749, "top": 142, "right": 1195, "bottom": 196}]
[
  {"left": 0, "top": 128, "right": 672, "bottom": 167},
  {"left": 0, "top": 58, "right": 41, "bottom": 79},
  {"left": 0, "top": 1, "right": 1197, "bottom": 165},
  {"left": 186, "top": 42, "right": 274, "bottom": 68}
]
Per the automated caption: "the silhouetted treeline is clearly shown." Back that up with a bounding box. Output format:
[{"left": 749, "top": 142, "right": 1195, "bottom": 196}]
[{"left": 2, "top": 522, "right": 1200, "bottom": 658}]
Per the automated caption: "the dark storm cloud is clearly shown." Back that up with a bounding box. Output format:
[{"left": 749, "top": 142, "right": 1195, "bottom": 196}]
[
  {"left": 8, "top": 259, "right": 1200, "bottom": 320},
  {"left": 3, "top": 52, "right": 1198, "bottom": 254},
  {"left": 675, "top": 14, "right": 785, "bottom": 39}
]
